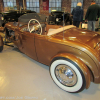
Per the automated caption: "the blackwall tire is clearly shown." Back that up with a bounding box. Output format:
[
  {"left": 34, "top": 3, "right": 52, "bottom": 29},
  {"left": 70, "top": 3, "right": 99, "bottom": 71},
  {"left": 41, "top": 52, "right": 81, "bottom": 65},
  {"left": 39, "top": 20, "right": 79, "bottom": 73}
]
[{"left": 50, "top": 59, "right": 86, "bottom": 93}]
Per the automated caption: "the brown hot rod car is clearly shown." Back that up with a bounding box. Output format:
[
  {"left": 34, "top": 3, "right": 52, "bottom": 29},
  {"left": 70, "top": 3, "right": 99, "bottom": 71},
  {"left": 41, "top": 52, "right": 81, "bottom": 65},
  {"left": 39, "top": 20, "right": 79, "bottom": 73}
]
[{"left": 4, "top": 13, "right": 100, "bottom": 93}]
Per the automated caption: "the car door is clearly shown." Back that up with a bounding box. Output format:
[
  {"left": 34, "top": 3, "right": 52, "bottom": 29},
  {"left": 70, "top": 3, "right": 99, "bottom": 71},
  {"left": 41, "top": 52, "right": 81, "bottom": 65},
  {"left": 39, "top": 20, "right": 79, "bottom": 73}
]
[{"left": 19, "top": 31, "right": 38, "bottom": 61}]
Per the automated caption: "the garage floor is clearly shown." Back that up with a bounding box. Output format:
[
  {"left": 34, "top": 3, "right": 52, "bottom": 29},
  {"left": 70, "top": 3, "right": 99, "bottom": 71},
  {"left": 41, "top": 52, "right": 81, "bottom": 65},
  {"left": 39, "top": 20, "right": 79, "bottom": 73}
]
[{"left": 0, "top": 32, "right": 100, "bottom": 100}]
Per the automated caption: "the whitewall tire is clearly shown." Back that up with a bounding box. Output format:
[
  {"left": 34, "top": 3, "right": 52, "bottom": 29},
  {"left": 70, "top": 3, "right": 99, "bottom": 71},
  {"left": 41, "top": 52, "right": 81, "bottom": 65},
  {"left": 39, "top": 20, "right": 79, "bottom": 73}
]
[{"left": 50, "top": 59, "right": 86, "bottom": 93}]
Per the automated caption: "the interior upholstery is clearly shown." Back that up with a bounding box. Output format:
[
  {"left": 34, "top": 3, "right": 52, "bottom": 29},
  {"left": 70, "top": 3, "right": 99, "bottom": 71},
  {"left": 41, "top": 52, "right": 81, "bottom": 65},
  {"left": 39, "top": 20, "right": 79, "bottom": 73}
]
[{"left": 47, "top": 25, "right": 76, "bottom": 36}]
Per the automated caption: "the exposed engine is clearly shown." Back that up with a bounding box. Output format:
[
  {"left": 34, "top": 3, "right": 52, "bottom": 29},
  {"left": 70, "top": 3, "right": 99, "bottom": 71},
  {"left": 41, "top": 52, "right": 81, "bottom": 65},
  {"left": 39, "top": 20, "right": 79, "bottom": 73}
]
[{"left": 5, "top": 28, "right": 15, "bottom": 42}]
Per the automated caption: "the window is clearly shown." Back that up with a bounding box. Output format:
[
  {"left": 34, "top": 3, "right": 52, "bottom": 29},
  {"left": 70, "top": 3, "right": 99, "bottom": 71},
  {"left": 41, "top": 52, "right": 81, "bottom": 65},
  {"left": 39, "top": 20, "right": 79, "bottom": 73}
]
[
  {"left": 49, "top": 0, "right": 61, "bottom": 13},
  {"left": 3, "top": 0, "right": 16, "bottom": 8},
  {"left": 71, "top": 0, "right": 83, "bottom": 13},
  {"left": 26, "top": 0, "right": 39, "bottom": 13},
  {"left": 95, "top": 0, "right": 100, "bottom": 6}
]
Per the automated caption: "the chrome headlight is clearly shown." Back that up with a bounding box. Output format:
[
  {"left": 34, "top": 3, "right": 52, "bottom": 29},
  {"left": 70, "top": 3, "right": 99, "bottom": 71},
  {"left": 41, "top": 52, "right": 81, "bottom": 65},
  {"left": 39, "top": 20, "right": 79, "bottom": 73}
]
[
  {"left": 1, "top": 17, "right": 4, "bottom": 20},
  {"left": 56, "top": 18, "right": 59, "bottom": 22}
]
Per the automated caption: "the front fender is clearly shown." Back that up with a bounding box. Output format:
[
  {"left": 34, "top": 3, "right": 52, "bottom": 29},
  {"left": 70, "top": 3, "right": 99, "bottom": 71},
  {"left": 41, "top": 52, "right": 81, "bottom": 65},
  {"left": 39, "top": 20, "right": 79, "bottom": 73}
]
[{"left": 51, "top": 53, "right": 91, "bottom": 89}]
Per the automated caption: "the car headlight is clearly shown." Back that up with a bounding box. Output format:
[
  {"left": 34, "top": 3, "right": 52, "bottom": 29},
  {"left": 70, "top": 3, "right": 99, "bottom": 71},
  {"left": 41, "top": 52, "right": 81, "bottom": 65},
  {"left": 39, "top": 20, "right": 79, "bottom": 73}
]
[
  {"left": 1, "top": 17, "right": 4, "bottom": 20},
  {"left": 56, "top": 18, "right": 59, "bottom": 22}
]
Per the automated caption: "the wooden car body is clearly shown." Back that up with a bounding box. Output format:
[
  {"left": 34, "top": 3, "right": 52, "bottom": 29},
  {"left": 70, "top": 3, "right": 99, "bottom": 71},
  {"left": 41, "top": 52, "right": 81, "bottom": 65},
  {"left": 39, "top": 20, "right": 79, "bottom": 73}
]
[{"left": 4, "top": 13, "right": 100, "bottom": 93}]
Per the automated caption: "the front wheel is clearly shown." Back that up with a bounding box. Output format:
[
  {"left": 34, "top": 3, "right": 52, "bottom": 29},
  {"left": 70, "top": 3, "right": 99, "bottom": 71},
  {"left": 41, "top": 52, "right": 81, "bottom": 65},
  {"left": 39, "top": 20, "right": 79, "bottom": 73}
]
[{"left": 50, "top": 59, "right": 86, "bottom": 93}]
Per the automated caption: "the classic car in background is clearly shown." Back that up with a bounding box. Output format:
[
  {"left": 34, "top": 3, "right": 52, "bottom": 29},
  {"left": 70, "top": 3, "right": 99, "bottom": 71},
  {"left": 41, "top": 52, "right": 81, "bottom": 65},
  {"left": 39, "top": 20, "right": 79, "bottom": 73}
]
[
  {"left": 0, "top": 9, "right": 36, "bottom": 27},
  {"left": 0, "top": 35, "right": 3, "bottom": 52},
  {"left": 4, "top": 13, "right": 100, "bottom": 93},
  {"left": 48, "top": 10, "right": 72, "bottom": 25}
]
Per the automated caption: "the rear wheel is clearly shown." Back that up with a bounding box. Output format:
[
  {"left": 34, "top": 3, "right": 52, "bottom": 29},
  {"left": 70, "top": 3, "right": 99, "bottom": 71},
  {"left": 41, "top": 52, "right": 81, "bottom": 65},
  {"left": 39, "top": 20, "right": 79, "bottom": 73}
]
[{"left": 50, "top": 59, "right": 86, "bottom": 93}]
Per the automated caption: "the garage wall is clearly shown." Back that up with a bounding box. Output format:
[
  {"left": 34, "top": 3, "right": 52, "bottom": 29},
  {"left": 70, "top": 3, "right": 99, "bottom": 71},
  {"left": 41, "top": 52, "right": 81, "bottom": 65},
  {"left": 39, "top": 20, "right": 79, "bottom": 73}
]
[
  {"left": 62, "top": 0, "right": 71, "bottom": 13},
  {"left": 40, "top": 0, "right": 49, "bottom": 15},
  {"left": 39, "top": 0, "right": 96, "bottom": 18},
  {"left": 39, "top": 0, "right": 71, "bottom": 15},
  {"left": 0, "top": 0, "right": 3, "bottom": 12},
  {"left": 0, "top": 0, "right": 96, "bottom": 17}
]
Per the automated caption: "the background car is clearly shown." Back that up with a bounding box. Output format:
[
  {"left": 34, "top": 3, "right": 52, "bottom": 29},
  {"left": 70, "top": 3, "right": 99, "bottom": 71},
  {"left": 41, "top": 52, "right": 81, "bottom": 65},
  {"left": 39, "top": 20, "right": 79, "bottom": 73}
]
[
  {"left": 0, "top": 9, "right": 36, "bottom": 27},
  {"left": 48, "top": 10, "right": 72, "bottom": 25},
  {"left": 4, "top": 13, "right": 100, "bottom": 93},
  {"left": 0, "top": 35, "right": 3, "bottom": 52}
]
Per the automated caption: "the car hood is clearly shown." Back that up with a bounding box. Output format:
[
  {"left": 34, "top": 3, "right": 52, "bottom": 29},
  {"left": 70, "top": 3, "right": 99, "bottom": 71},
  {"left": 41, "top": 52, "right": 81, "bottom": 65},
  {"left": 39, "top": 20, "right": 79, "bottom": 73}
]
[{"left": 52, "top": 27, "right": 100, "bottom": 50}]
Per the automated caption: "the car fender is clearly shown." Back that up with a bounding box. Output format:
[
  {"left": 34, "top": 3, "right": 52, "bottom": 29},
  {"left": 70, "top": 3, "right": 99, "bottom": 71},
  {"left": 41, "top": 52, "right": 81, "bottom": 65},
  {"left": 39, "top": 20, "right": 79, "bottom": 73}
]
[{"left": 51, "top": 53, "right": 91, "bottom": 89}]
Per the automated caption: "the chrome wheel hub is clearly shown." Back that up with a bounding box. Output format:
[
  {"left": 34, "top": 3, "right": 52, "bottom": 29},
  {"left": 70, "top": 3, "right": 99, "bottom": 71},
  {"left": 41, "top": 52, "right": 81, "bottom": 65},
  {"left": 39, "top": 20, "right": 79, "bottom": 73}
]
[{"left": 55, "top": 65, "right": 77, "bottom": 86}]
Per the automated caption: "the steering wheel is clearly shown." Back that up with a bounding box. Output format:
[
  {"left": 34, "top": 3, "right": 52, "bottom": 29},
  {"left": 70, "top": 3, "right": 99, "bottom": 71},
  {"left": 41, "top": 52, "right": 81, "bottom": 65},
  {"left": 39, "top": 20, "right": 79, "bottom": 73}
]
[{"left": 28, "top": 19, "right": 42, "bottom": 35}]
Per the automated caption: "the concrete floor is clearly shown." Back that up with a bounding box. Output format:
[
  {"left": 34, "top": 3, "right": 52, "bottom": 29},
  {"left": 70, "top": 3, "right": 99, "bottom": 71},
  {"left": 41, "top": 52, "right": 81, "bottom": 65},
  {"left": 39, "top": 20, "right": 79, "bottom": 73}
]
[{"left": 0, "top": 32, "right": 100, "bottom": 100}]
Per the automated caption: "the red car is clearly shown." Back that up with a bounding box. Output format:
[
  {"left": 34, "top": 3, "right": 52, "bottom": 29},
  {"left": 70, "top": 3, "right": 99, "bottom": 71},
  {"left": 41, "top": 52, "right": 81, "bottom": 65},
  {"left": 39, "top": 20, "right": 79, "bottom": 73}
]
[{"left": 4, "top": 13, "right": 100, "bottom": 93}]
